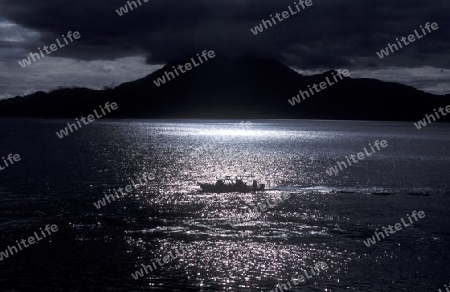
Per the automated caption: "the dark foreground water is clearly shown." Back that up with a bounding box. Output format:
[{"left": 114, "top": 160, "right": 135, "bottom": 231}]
[{"left": 0, "top": 119, "right": 449, "bottom": 291}]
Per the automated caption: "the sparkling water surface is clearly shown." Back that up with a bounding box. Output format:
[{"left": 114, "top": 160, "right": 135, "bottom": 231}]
[{"left": 0, "top": 119, "right": 449, "bottom": 291}]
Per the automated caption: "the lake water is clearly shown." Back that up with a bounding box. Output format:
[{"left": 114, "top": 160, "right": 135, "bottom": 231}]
[{"left": 0, "top": 119, "right": 449, "bottom": 291}]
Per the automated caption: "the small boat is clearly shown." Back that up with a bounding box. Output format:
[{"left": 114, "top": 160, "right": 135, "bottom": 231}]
[{"left": 198, "top": 176, "right": 265, "bottom": 193}]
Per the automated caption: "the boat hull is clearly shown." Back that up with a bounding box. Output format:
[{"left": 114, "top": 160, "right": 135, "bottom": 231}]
[{"left": 198, "top": 183, "right": 265, "bottom": 193}]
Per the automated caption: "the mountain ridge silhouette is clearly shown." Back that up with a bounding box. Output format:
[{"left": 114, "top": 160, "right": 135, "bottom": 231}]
[{"left": 0, "top": 56, "right": 448, "bottom": 120}]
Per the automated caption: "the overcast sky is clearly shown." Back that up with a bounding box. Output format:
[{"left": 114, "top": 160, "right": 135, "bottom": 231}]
[{"left": 0, "top": 0, "right": 449, "bottom": 99}]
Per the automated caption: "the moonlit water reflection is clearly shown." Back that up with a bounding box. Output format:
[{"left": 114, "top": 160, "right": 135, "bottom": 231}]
[
  {"left": 109, "top": 120, "right": 450, "bottom": 291},
  {"left": 1, "top": 119, "right": 450, "bottom": 291}
]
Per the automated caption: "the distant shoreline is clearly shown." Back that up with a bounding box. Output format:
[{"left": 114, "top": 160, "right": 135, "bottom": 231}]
[{"left": 1, "top": 117, "right": 450, "bottom": 123}]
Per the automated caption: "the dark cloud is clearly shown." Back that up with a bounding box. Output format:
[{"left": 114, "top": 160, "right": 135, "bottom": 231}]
[
  {"left": 0, "top": 0, "right": 449, "bottom": 69},
  {"left": 0, "top": 0, "right": 450, "bottom": 97}
]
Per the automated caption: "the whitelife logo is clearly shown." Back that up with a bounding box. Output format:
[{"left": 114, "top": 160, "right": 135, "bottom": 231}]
[
  {"left": 363, "top": 211, "right": 425, "bottom": 247},
  {"left": 287, "top": 69, "right": 350, "bottom": 106},
  {"left": 131, "top": 243, "right": 194, "bottom": 280},
  {"left": 227, "top": 193, "right": 290, "bottom": 227},
  {"left": 18, "top": 31, "right": 81, "bottom": 68},
  {"left": 93, "top": 172, "right": 156, "bottom": 209},
  {"left": 0, "top": 224, "right": 58, "bottom": 262},
  {"left": 376, "top": 22, "right": 439, "bottom": 59},
  {"left": 270, "top": 261, "right": 329, "bottom": 292},
  {"left": 115, "top": 0, "right": 149, "bottom": 16},
  {"left": 414, "top": 105, "right": 450, "bottom": 129},
  {"left": 326, "top": 140, "right": 388, "bottom": 176},
  {"left": 438, "top": 283, "right": 450, "bottom": 292},
  {"left": 55, "top": 102, "right": 118, "bottom": 139},
  {"left": 0, "top": 153, "right": 21, "bottom": 171},
  {"left": 250, "top": 0, "right": 313, "bottom": 35},
  {"left": 153, "top": 50, "right": 216, "bottom": 87}
]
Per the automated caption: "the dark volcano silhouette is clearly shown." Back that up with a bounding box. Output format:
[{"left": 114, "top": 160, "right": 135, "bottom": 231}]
[{"left": 0, "top": 56, "right": 448, "bottom": 120}]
